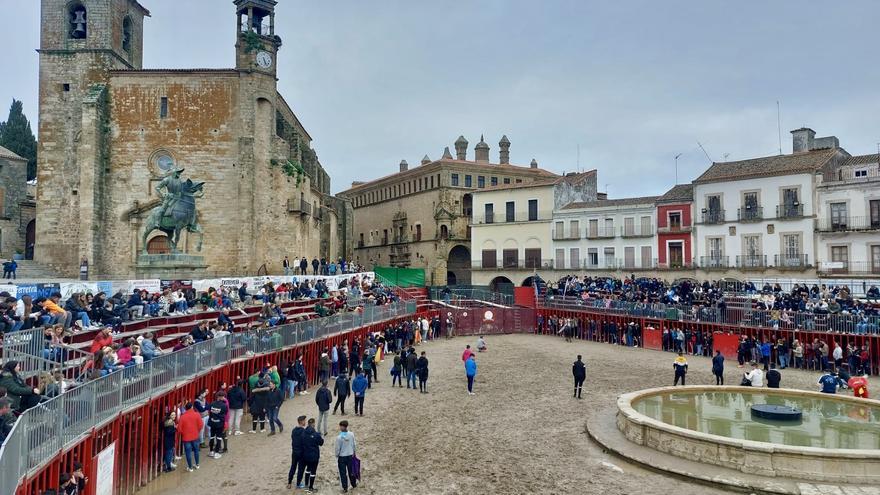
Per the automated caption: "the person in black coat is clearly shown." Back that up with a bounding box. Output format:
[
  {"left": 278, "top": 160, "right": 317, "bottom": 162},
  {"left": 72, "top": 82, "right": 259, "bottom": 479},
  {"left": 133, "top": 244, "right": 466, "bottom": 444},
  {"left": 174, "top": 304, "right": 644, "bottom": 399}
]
[
  {"left": 287, "top": 415, "right": 307, "bottom": 489},
  {"left": 227, "top": 380, "right": 247, "bottom": 435},
  {"left": 572, "top": 355, "right": 586, "bottom": 399},
  {"left": 249, "top": 377, "right": 271, "bottom": 433},
  {"left": 297, "top": 418, "right": 324, "bottom": 492},
  {"left": 266, "top": 381, "right": 284, "bottom": 435},
  {"left": 162, "top": 411, "right": 177, "bottom": 472},
  {"left": 712, "top": 350, "right": 725, "bottom": 385},
  {"left": 416, "top": 351, "right": 429, "bottom": 393},
  {"left": 333, "top": 373, "right": 351, "bottom": 414}
]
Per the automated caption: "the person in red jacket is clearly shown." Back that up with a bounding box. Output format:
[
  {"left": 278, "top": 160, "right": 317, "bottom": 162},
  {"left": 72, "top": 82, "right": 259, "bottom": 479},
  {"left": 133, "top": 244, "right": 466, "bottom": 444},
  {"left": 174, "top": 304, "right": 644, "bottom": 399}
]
[
  {"left": 178, "top": 402, "right": 204, "bottom": 472},
  {"left": 461, "top": 345, "right": 474, "bottom": 363},
  {"left": 89, "top": 327, "right": 113, "bottom": 354}
]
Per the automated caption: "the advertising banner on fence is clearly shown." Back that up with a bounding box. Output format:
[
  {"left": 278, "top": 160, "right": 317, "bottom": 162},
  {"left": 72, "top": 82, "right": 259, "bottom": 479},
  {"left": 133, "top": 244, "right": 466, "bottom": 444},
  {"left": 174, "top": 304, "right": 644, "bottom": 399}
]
[
  {"left": 126, "top": 279, "right": 162, "bottom": 294},
  {"left": 60, "top": 281, "right": 100, "bottom": 299},
  {"left": 15, "top": 282, "right": 61, "bottom": 300}
]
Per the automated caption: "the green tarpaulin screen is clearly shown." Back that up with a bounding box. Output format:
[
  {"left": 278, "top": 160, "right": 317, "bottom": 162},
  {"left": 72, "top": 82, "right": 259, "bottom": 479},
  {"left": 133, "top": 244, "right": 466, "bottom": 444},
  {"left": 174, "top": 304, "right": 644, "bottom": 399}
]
[{"left": 374, "top": 266, "right": 425, "bottom": 287}]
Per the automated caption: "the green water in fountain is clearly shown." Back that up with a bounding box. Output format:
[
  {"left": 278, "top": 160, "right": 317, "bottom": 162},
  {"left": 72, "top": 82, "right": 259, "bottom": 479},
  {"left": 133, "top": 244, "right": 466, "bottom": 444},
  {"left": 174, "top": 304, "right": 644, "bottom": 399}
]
[{"left": 633, "top": 391, "right": 880, "bottom": 449}]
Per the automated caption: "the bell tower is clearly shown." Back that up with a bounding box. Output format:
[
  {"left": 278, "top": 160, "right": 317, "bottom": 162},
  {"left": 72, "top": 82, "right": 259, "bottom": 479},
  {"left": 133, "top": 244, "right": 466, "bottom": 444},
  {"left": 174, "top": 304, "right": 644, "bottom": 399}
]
[
  {"left": 234, "top": 0, "right": 282, "bottom": 76},
  {"left": 35, "top": 0, "right": 149, "bottom": 273}
]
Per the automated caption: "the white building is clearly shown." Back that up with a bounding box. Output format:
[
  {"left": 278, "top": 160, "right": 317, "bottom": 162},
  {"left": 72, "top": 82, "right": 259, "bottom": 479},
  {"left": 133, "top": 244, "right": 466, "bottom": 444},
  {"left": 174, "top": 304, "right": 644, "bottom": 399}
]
[
  {"left": 815, "top": 153, "right": 880, "bottom": 275},
  {"left": 469, "top": 171, "right": 599, "bottom": 288},
  {"left": 553, "top": 197, "right": 658, "bottom": 270},
  {"left": 692, "top": 128, "right": 848, "bottom": 273}
]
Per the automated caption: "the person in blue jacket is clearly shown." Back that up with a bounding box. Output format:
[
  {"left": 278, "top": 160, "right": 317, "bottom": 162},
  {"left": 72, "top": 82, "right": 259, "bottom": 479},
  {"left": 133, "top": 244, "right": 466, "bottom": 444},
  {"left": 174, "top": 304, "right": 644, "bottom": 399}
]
[
  {"left": 351, "top": 371, "right": 368, "bottom": 416},
  {"left": 760, "top": 340, "right": 772, "bottom": 371},
  {"left": 465, "top": 354, "right": 477, "bottom": 395}
]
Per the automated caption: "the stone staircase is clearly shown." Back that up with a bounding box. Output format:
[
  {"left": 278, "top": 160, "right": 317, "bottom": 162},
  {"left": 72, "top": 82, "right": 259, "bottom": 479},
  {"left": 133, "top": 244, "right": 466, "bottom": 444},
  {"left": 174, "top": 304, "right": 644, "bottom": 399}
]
[{"left": 3, "top": 260, "right": 70, "bottom": 282}]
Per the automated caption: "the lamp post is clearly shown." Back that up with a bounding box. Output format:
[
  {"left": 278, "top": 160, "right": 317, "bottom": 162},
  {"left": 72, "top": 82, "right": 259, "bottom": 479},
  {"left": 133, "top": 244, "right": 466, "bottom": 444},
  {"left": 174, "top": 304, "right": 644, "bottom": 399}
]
[{"left": 674, "top": 153, "right": 683, "bottom": 184}]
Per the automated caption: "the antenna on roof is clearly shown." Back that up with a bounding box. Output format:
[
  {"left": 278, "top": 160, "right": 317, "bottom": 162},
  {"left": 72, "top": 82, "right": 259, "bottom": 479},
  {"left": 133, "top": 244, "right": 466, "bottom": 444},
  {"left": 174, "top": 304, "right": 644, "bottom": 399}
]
[
  {"left": 577, "top": 143, "right": 580, "bottom": 172},
  {"left": 776, "top": 101, "right": 783, "bottom": 155},
  {"left": 697, "top": 141, "right": 713, "bottom": 163},
  {"left": 674, "top": 153, "right": 682, "bottom": 185}
]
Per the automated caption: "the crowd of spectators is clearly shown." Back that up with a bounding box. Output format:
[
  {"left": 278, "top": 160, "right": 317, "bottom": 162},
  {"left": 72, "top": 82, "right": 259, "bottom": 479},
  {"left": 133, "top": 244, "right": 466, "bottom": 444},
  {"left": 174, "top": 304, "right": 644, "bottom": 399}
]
[{"left": 544, "top": 274, "right": 880, "bottom": 334}]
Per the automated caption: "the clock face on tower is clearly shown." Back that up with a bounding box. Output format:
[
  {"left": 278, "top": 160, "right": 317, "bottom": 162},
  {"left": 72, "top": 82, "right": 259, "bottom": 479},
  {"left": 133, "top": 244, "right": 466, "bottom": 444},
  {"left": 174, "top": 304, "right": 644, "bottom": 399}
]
[{"left": 256, "top": 51, "right": 273, "bottom": 69}]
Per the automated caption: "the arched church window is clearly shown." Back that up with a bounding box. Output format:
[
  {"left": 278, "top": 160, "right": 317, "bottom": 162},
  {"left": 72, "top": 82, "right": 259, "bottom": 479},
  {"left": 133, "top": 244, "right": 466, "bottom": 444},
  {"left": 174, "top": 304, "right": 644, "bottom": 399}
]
[
  {"left": 69, "top": 2, "right": 87, "bottom": 39},
  {"left": 146, "top": 235, "right": 170, "bottom": 254},
  {"left": 122, "top": 16, "right": 132, "bottom": 55}
]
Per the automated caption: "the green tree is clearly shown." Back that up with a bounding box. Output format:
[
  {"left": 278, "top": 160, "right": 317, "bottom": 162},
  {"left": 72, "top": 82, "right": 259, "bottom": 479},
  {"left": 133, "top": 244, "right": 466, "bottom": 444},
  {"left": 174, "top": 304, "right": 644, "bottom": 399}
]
[{"left": 0, "top": 99, "right": 38, "bottom": 180}]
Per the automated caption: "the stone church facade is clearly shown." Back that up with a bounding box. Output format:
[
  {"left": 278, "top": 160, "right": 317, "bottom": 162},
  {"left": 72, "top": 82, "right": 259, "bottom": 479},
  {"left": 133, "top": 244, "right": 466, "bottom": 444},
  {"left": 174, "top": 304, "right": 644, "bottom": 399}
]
[{"left": 35, "top": 0, "right": 342, "bottom": 278}]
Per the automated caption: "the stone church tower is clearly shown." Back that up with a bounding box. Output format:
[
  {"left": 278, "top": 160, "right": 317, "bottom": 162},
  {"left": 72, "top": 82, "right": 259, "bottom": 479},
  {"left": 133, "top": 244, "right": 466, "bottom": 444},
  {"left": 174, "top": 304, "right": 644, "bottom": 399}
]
[
  {"left": 35, "top": 0, "right": 341, "bottom": 278},
  {"left": 36, "top": 0, "right": 149, "bottom": 274}
]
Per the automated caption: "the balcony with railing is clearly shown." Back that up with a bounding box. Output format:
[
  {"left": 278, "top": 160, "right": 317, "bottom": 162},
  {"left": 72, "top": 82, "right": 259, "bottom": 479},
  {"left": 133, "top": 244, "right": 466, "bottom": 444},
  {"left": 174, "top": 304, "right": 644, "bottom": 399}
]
[
  {"left": 657, "top": 224, "right": 692, "bottom": 234},
  {"left": 818, "top": 260, "right": 880, "bottom": 275},
  {"left": 774, "top": 254, "right": 810, "bottom": 269},
  {"left": 472, "top": 258, "right": 555, "bottom": 270},
  {"left": 701, "top": 209, "right": 725, "bottom": 224},
  {"left": 816, "top": 216, "right": 880, "bottom": 232},
  {"left": 737, "top": 206, "right": 763, "bottom": 222},
  {"left": 620, "top": 224, "right": 654, "bottom": 238},
  {"left": 776, "top": 203, "right": 804, "bottom": 219},
  {"left": 287, "top": 198, "right": 311, "bottom": 216},
  {"left": 821, "top": 166, "right": 880, "bottom": 185},
  {"left": 699, "top": 255, "right": 729, "bottom": 269},
  {"left": 657, "top": 261, "right": 696, "bottom": 270},
  {"left": 473, "top": 211, "right": 552, "bottom": 224},
  {"left": 552, "top": 227, "right": 582, "bottom": 240},
  {"left": 585, "top": 227, "right": 616, "bottom": 239},
  {"left": 736, "top": 254, "right": 766, "bottom": 269}
]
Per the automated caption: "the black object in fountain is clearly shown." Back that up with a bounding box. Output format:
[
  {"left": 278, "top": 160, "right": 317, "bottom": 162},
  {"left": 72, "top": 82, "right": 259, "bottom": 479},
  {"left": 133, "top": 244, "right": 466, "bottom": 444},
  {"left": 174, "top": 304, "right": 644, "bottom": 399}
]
[{"left": 751, "top": 404, "right": 803, "bottom": 421}]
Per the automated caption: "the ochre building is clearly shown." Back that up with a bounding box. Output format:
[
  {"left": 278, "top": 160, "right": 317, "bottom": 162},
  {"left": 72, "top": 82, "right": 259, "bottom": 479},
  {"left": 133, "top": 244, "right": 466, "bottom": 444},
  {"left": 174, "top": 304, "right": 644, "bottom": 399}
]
[
  {"left": 35, "top": 0, "right": 342, "bottom": 278},
  {"left": 337, "top": 135, "right": 560, "bottom": 286}
]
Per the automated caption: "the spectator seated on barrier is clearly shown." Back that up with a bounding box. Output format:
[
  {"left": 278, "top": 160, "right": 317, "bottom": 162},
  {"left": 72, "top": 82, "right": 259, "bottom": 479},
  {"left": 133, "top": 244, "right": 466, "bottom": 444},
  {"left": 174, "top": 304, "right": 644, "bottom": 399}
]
[
  {"left": 42, "top": 325, "right": 68, "bottom": 362},
  {"left": 126, "top": 289, "right": 147, "bottom": 320},
  {"left": 90, "top": 327, "right": 114, "bottom": 354},
  {"left": 190, "top": 321, "right": 213, "bottom": 343},
  {"left": 1, "top": 296, "right": 25, "bottom": 333},
  {"left": 138, "top": 332, "right": 160, "bottom": 361},
  {"left": 41, "top": 293, "right": 72, "bottom": 329},
  {"left": 0, "top": 397, "right": 15, "bottom": 444},
  {"left": 868, "top": 285, "right": 880, "bottom": 301},
  {"left": 0, "top": 360, "right": 44, "bottom": 414}
]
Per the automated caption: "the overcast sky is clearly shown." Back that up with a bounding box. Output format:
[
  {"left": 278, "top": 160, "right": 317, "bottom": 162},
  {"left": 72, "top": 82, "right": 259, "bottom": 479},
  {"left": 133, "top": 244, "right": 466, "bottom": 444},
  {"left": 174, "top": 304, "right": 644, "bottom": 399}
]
[{"left": 3, "top": 0, "right": 879, "bottom": 195}]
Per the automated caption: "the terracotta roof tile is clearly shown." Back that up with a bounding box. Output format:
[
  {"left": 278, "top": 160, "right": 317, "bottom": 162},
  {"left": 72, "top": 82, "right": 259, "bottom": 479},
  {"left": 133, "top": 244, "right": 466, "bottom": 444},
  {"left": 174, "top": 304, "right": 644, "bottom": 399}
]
[
  {"left": 841, "top": 153, "right": 880, "bottom": 167},
  {"left": 693, "top": 149, "right": 839, "bottom": 184},
  {"left": 0, "top": 145, "right": 26, "bottom": 162},
  {"left": 656, "top": 184, "right": 693, "bottom": 203},
  {"left": 561, "top": 195, "right": 659, "bottom": 210}
]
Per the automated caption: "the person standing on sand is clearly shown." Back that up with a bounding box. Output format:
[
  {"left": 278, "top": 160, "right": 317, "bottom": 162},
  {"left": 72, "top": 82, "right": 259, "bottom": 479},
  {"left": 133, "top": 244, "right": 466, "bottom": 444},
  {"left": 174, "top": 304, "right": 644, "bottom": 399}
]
[
  {"left": 673, "top": 351, "right": 688, "bottom": 386},
  {"left": 391, "top": 352, "right": 403, "bottom": 388},
  {"left": 297, "top": 418, "right": 324, "bottom": 493},
  {"left": 335, "top": 420, "right": 358, "bottom": 493},
  {"left": 465, "top": 353, "right": 477, "bottom": 395},
  {"left": 572, "top": 355, "right": 586, "bottom": 399},
  {"left": 315, "top": 380, "right": 332, "bottom": 436},
  {"left": 405, "top": 347, "right": 418, "bottom": 390},
  {"left": 461, "top": 344, "right": 474, "bottom": 362},
  {"left": 712, "top": 350, "right": 724, "bottom": 385},
  {"left": 287, "top": 415, "right": 307, "bottom": 490},
  {"left": 352, "top": 370, "right": 368, "bottom": 416},
  {"left": 333, "top": 372, "right": 350, "bottom": 415},
  {"left": 416, "top": 351, "right": 429, "bottom": 393}
]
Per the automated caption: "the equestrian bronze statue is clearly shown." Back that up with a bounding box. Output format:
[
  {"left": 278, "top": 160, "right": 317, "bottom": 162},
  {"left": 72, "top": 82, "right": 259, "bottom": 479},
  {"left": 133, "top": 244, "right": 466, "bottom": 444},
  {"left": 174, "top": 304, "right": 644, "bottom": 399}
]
[{"left": 141, "top": 167, "right": 205, "bottom": 254}]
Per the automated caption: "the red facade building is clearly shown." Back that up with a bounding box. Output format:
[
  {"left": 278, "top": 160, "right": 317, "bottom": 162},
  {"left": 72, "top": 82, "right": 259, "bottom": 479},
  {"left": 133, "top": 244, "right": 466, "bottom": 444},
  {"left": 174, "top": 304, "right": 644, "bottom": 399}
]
[{"left": 656, "top": 184, "right": 693, "bottom": 268}]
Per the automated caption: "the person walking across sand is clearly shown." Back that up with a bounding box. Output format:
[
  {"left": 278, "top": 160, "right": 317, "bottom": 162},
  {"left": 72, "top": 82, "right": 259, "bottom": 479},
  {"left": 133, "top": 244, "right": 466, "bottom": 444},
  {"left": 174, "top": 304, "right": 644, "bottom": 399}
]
[
  {"left": 572, "top": 355, "right": 586, "bottom": 399},
  {"left": 335, "top": 420, "right": 358, "bottom": 493},
  {"left": 465, "top": 353, "right": 477, "bottom": 395}
]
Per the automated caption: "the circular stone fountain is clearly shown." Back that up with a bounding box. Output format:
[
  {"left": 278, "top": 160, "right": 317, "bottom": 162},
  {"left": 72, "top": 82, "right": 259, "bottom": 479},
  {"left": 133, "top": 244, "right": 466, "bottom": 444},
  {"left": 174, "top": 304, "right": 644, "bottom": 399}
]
[{"left": 616, "top": 386, "right": 880, "bottom": 484}]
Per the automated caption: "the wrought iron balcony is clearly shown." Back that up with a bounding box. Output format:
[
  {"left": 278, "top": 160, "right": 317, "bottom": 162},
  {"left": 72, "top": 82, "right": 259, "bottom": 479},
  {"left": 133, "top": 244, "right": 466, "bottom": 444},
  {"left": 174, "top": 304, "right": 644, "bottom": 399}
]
[
  {"left": 737, "top": 206, "right": 763, "bottom": 222},
  {"left": 736, "top": 254, "right": 766, "bottom": 269},
  {"left": 774, "top": 254, "right": 809, "bottom": 268},
  {"left": 816, "top": 216, "right": 880, "bottom": 232},
  {"left": 776, "top": 203, "right": 804, "bottom": 219},
  {"left": 699, "top": 255, "right": 729, "bottom": 269},
  {"left": 701, "top": 210, "right": 725, "bottom": 224}
]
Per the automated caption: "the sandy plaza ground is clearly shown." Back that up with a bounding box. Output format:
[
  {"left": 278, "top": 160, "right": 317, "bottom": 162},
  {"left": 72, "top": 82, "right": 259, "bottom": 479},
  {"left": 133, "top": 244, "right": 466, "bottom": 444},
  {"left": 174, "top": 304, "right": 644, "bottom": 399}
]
[{"left": 145, "top": 333, "right": 874, "bottom": 495}]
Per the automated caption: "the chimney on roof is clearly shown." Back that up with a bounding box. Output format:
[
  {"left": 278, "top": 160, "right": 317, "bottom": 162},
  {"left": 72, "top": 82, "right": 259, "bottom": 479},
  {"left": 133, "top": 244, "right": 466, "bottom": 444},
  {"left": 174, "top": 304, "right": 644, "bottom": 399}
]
[
  {"left": 399, "top": 159, "right": 408, "bottom": 172},
  {"left": 454, "top": 136, "right": 468, "bottom": 160},
  {"left": 499, "top": 135, "right": 510, "bottom": 164},
  {"left": 421, "top": 155, "right": 431, "bottom": 165},
  {"left": 475, "top": 135, "right": 490, "bottom": 163},
  {"left": 530, "top": 158, "right": 538, "bottom": 169},
  {"left": 791, "top": 128, "right": 815, "bottom": 153},
  {"left": 442, "top": 146, "right": 453, "bottom": 159},
  {"left": 791, "top": 127, "right": 839, "bottom": 153}
]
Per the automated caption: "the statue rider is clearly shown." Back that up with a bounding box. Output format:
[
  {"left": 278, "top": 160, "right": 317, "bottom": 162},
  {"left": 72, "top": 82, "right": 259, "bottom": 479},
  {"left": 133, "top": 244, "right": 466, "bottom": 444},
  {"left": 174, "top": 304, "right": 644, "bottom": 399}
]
[{"left": 155, "top": 167, "right": 186, "bottom": 219}]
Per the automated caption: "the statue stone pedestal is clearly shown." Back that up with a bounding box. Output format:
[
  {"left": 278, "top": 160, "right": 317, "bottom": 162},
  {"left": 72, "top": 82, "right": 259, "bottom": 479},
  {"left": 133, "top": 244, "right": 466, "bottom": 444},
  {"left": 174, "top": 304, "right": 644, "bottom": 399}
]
[{"left": 135, "top": 254, "right": 208, "bottom": 279}]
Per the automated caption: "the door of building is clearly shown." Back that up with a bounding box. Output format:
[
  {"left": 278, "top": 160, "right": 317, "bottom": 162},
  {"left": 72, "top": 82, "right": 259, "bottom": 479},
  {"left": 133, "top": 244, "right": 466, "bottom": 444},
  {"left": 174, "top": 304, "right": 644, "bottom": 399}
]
[{"left": 669, "top": 242, "right": 683, "bottom": 268}]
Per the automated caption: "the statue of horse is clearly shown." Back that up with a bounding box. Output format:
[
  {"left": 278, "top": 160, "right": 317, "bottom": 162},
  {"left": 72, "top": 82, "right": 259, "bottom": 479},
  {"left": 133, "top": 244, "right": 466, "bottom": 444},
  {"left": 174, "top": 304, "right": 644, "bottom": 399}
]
[{"left": 141, "top": 179, "right": 205, "bottom": 254}]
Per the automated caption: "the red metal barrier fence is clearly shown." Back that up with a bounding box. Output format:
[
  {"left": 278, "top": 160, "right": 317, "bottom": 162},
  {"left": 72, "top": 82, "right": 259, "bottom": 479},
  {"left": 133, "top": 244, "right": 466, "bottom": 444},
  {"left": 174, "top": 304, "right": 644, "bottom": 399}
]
[
  {"left": 536, "top": 307, "right": 879, "bottom": 375},
  {"left": 17, "top": 310, "right": 438, "bottom": 495},
  {"left": 442, "top": 307, "right": 536, "bottom": 336}
]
